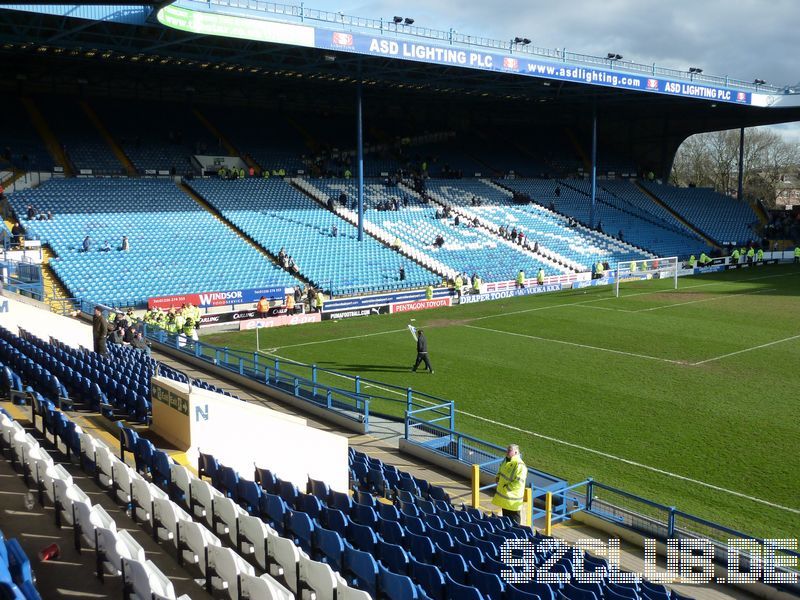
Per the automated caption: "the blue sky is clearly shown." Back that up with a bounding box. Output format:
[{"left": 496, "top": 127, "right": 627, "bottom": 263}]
[{"left": 308, "top": 0, "right": 800, "bottom": 141}]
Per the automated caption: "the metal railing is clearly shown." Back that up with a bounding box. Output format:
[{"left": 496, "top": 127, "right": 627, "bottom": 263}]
[
  {"left": 204, "top": 0, "right": 785, "bottom": 94},
  {"left": 144, "top": 324, "right": 374, "bottom": 426}
]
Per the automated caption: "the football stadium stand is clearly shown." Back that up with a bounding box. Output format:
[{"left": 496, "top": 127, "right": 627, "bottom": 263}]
[
  {"left": 187, "top": 178, "right": 439, "bottom": 295},
  {"left": 426, "top": 179, "right": 652, "bottom": 269},
  {"left": 640, "top": 181, "right": 760, "bottom": 245},
  {"left": 203, "top": 107, "right": 308, "bottom": 175},
  {"left": 37, "top": 97, "right": 125, "bottom": 175},
  {"left": 0, "top": 98, "right": 54, "bottom": 172},
  {"left": 307, "top": 178, "right": 559, "bottom": 281},
  {"left": 5, "top": 178, "right": 298, "bottom": 307},
  {"left": 497, "top": 178, "right": 711, "bottom": 260},
  {"left": 94, "top": 99, "right": 222, "bottom": 176}
]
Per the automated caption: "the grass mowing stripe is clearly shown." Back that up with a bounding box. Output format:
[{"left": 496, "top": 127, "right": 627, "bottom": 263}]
[{"left": 463, "top": 324, "right": 688, "bottom": 365}]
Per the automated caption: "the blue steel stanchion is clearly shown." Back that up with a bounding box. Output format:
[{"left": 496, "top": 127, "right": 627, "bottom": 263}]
[
  {"left": 356, "top": 80, "right": 365, "bottom": 241},
  {"left": 589, "top": 102, "right": 598, "bottom": 229}
]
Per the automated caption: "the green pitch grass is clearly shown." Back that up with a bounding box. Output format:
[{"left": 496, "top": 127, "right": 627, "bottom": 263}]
[{"left": 203, "top": 265, "right": 800, "bottom": 539}]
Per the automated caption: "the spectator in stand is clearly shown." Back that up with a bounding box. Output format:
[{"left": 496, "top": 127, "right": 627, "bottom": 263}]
[
  {"left": 287, "top": 256, "right": 299, "bottom": 274},
  {"left": 433, "top": 234, "right": 445, "bottom": 248},
  {"left": 26, "top": 205, "right": 35, "bottom": 220},
  {"left": 92, "top": 306, "right": 108, "bottom": 355},
  {"left": 100, "top": 240, "right": 111, "bottom": 252},
  {"left": 278, "top": 247, "right": 286, "bottom": 263},
  {"left": 82, "top": 235, "right": 91, "bottom": 252},
  {"left": 533, "top": 241, "right": 539, "bottom": 253},
  {"left": 399, "top": 265, "right": 406, "bottom": 281},
  {"left": 123, "top": 326, "right": 136, "bottom": 344},
  {"left": 511, "top": 228, "right": 518, "bottom": 242},
  {"left": 518, "top": 230, "right": 525, "bottom": 246},
  {"left": 120, "top": 235, "right": 130, "bottom": 251},
  {"left": 454, "top": 215, "right": 460, "bottom": 227},
  {"left": 108, "top": 326, "right": 123, "bottom": 345},
  {"left": 309, "top": 288, "right": 317, "bottom": 312},
  {"left": 293, "top": 286, "right": 302, "bottom": 308},
  {"left": 256, "top": 296, "right": 269, "bottom": 318},
  {"left": 131, "top": 331, "right": 151, "bottom": 356},
  {"left": 618, "top": 229, "right": 624, "bottom": 241},
  {"left": 332, "top": 224, "right": 338, "bottom": 237},
  {"left": 472, "top": 217, "right": 479, "bottom": 228},
  {"left": 10, "top": 222, "right": 23, "bottom": 248},
  {"left": 339, "top": 191, "right": 347, "bottom": 206}
]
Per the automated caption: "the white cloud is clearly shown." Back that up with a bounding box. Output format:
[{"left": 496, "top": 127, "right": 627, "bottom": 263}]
[{"left": 318, "top": 0, "right": 799, "bottom": 87}]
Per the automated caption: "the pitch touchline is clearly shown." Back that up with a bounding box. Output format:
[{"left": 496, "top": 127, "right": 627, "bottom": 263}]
[
  {"left": 457, "top": 411, "right": 800, "bottom": 515},
  {"left": 693, "top": 333, "right": 800, "bottom": 365},
  {"left": 464, "top": 324, "right": 687, "bottom": 364}
]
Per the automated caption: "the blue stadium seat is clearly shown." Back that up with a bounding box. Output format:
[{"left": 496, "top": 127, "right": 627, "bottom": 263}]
[
  {"left": 343, "top": 546, "right": 379, "bottom": 598},
  {"left": 378, "top": 562, "right": 422, "bottom": 600},
  {"left": 409, "top": 556, "right": 446, "bottom": 600},
  {"left": 376, "top": 539, "right": 410, "bottom": 575},
  {"left": 468, "top": 563, "right": 505, "bottom": 600},
  {"left": 445, "top": 573, "right": 485, "bottom": 600},
  {"left": 313, "top": 526, "right": 345, "bottom": 572},
  {"left": 287, "top": 510, "right": 315, "bottom": 554}
]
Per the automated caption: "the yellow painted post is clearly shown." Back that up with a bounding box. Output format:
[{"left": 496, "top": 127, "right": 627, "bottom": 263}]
[
  {"left": 522, "top": 487, "right": 532, "bottom": 527},
  {"left": 544, "top": 491, "right": 553, "bottom": 536},
  {"left": 471, "top": 464, "right": 481, "bottom": 509}
]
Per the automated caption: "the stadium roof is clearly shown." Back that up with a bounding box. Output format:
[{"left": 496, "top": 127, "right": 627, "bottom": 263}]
[{"left": 1, "top": 0, "right": 799, "bottom": 176}]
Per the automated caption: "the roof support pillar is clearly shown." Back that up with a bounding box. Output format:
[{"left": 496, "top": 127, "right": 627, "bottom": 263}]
[
  {"left": 590, "top": 101, "right": 598, "bottom": 229},
  {"left": 356, "top": 79, "right": 365, "bottom": 241}
]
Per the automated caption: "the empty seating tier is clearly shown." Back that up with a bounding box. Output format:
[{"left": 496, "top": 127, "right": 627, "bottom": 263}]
[
  {"left": 188, "top": 178, "right": 439, "bottom": 295},
  {"left": 6, "top": 178, "right": 298, "bottom": 307}
]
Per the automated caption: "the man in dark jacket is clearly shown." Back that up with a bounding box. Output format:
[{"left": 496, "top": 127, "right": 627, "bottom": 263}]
[
  {"left": 92, "top": 307, "right": 108, "bottom": 355},
  {"left": 411, "top": 329, "right": 433, "bottom": 374}
]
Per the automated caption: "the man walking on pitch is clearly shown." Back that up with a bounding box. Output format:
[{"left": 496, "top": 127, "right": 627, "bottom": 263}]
[
  {"left": 493, "top": 444, "right": 527, "bottom": 525},
  {"left": 409, "top": 326, "right": 433, "bottom": 374}
]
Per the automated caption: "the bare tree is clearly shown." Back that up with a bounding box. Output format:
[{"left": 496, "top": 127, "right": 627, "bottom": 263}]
[{"left": 671, "top": 127, "right": 800, "bottom": 207}]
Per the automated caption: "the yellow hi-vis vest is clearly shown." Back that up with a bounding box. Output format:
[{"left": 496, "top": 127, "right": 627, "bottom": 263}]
[
  {"left": 795, "top": 247, "right": 800, "bottom": 257},
  {"left": 516, "top": 271, "right": 525, "bottom": 285},
  {"left": 493, "top": 455, "right": 526, "bottom": 511},
  {"left": 473, "top": 277, "right": 481, "bottom": 291},
  {"left": 537, "top": 269, "right": 544, "bottom": 284},
  {"left": 425, "top": 286, "right": 433, "bottom": 300}
]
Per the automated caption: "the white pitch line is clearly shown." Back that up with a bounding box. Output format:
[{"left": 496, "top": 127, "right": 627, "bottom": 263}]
[
  {"left": 457, "top": 411, "right": 800, "bottom": 515},
  {"left": 629, "top": 287, "right": 776, "bottom": 313},
  {"left": 272, "top": 328, "right": 407, "bottom": 350},
  {"left": 692, "top": 333, "right": 800, "bottom": 366},
  {"left": 464, "top": 324, "right": 686, "bottom": 365}
]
